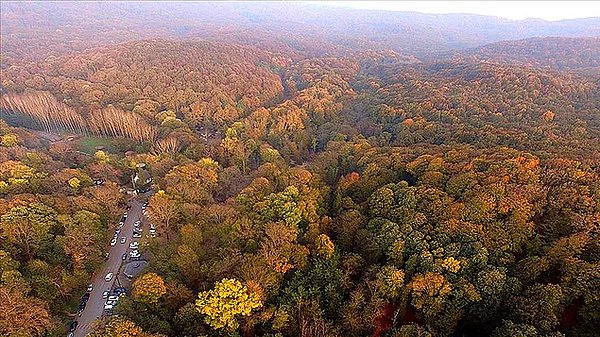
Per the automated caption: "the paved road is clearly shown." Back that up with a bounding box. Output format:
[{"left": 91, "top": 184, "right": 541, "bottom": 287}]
[{"left": 74, "top": 199, "right": 143, "bottom": 337}]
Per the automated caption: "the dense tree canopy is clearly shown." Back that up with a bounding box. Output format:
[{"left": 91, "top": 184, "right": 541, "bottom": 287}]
[{"left": 0, "top": 3, "right": 599, "bottom": 337}]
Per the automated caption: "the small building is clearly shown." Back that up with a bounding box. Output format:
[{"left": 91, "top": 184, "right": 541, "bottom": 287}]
[
  {"left": 132, "top": 165, "right": 152, "bottom": 191},
  {"left": 123, "top": 260, "right": 148, "bottom": 279}
]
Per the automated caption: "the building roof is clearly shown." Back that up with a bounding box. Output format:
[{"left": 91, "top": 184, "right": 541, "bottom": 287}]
[{"left": 123, "top": 260, "right": 148, "bottom": 279}]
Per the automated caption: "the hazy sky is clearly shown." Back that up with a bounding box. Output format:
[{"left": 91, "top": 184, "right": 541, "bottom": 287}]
[{"left": 313, "top": 1, "right": 600, "bottom": 21}]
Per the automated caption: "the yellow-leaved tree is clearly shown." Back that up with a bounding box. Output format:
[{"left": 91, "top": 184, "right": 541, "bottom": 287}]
[
  {"left": 315, "top": 233, "right": 335, "bottom": 259},
  {"left": 195, "top": 278, "right": 262, "bottom": 330},
  {"left": 68, "top": 177, "right": 81, "bottom": 190},
  {"left": 131, "top": 272, "right": 167, "bottom": 304},
  {"left": 94, "top": 150, "right": 110, "bottom": 163},
  {"left": 87, "top": 317, "right": 162, "bottom": 337},
  {"left": 0, "top": 134, "right": 19, "bottom": 147}
]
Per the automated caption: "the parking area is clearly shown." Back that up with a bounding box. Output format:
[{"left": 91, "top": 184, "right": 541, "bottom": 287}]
[{"left": 69, "top": 198, "right": 152, "bottom": 337}]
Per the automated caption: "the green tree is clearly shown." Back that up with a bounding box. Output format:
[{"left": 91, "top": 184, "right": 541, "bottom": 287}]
[{"left": 0, "top": 203, "right": 57, "bottom": 260}]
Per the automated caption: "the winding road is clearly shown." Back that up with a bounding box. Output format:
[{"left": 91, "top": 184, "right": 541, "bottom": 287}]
[{"left": 74, "top": 198, "right": 144, "bottom": 337}]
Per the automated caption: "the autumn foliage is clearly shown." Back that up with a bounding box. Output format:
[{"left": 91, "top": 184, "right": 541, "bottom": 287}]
[{"left": 0, "top": 3, "right": 599, "bottom": 337}]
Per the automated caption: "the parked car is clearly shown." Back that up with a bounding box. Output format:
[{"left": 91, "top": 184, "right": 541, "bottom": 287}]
[
  {"left": 122, "top": 253, "right": 128, "bottom": 261},
  {"left": 120, "top": 237, "right": 127, "bottom": 244},
  {"left": 108, "top": 295, "right": 119, "bottom": 302},
  {"left": 68, "top": 332, "right": 75, "bottom": 337},
  {"left": 105, "top": 272, "right": 113, "bottom": 282},
  {"left": 81, "top": 292, "right": 90, "bottom": 302},
  {"left": 68, "top": 321, "right": 78, "bottom": 332},
  {"left": 87, "top": 284, "right": 93, "bottom": 292},
  {"left": 114, "top": 287, "right": 127, "bottom": 296},
  {"left": 132, "top": 232, "right": 142, "bottom": 239},
  {"left": 102, "top": 290, "right": 110, "bottom": 299},
  {"left": 78, "top": 302, "right": 86, "bottom": 316},
  {"left": 149, "top": 223, "right": 156, "bottom": 230},
  {"left": 134, "top": 220, "right": 141, "bottom": 227},
  {"left": 129, "top": 241, "right": 139, "bottom": 249},
  {"left": 110, "top": 238, "right": 117, "bottom": 246},
  {"left": 130, "top": 250, "right": 141, "bottom": 258}
]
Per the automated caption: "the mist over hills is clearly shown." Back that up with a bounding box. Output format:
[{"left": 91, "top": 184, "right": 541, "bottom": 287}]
[{"left": 2, "top": 2, "right": 599, "bottom": 64}]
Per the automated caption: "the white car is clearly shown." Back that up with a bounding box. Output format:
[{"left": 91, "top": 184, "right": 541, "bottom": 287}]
[
  {"left": 102, "top": 290, "right": 110, "bottom": 299},
  {"left": 104, "top": 273, "right": 113, "bottom": 282},
  {"left": 87, "top": 284, "right": 94, "bottom": 292},
  {"left": 132, "top": 233, "right": 142, "bottom": 239},
  {"left": 108, "top": 295, "right": 119, "bottom": 302},
  {"left": 120, "top": 237, "right": 126, "bottom": 244},
  {"left": 134, "top": 220, "right": 141, "bottom": 227},
  {"left": 110, "top": 238, "right": 117, "bottom": 246},
  {"left": 129, "top": 241, "right": 139, "bottom": 249},
  {"left": 129, "top": 250, "right": 141, "bottom": 258}
]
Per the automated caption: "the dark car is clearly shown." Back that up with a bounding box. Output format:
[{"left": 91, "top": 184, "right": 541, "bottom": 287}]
[
  {"left": 81, "top": 292, "right": 90, "bottom": 302},
  {"left": 68, "top": 321, "right": 78, "bottom": 332},
  {"left": 113, "top": 287, "right": 128, "bottom": 296},
  {"left": 77, "top": 302, "right": 86, "bottom": 316}
]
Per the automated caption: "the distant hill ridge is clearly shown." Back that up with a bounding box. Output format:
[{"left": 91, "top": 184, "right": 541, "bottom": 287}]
[
  {"left": 455, "top": 36, "right": 600, "bottom": 71},
  {"left": 1, "top": 2, "right": 598, "bottom": 66}
]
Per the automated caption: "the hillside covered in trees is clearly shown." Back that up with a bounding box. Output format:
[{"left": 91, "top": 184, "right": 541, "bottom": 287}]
[
  {"left": 455, "top": 37, "right": 600, "bottom": 75},
  {"left": 0, "top": 3, "right": 599, "bottom": 337}
]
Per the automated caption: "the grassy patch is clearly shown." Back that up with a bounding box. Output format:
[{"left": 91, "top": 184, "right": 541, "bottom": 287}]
[{"left": 77, "top": 137, "right": 115, "bottom": 154}]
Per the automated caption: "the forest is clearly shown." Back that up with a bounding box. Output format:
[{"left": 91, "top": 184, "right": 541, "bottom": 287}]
[{"left": 0, "top": 2, "right": 599, "bottom": 337}]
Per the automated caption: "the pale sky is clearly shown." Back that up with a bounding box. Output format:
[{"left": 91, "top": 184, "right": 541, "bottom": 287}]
[{"left": 312, "top": 1, "right": 600, "bottom": 21}]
